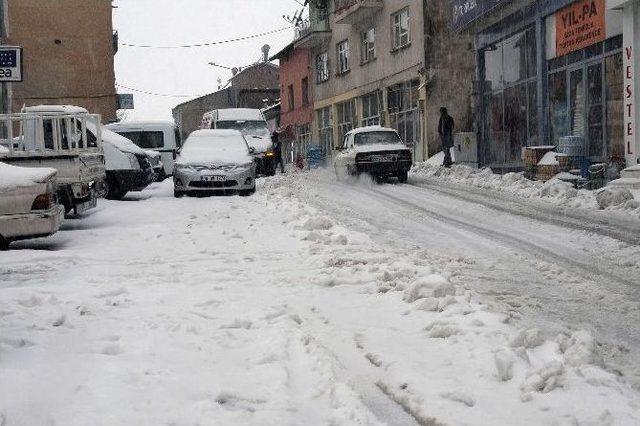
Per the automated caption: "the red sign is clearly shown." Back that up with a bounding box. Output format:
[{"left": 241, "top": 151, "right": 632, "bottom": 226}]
[
  {"left": 625, "top": 46, "right": 635, "bottom": 157},
  {"left": 556, "top": 0, "right": 606, "bottom": 57}
]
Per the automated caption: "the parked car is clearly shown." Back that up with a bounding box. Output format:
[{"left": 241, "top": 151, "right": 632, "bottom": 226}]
[
  {"left": 173, "top": 129, "right": 256, "bottom": 197},
  {"left": 334, "top": 126, "right": 413, "bottom": 183},
  {"left": 201, "top": 109, "right": 276, "bottom": 176},
  {"left": 0, "top": 162, "right": 65, "bottom": 250},
  {"left": 100, "top": 128, "right": 156, "bottom": 200},
  {"left": 1, "top": 105, "right": 106, "bottom": 215},
  {"left": 106, "top": 121, "right": 181, "bottom": 177}
]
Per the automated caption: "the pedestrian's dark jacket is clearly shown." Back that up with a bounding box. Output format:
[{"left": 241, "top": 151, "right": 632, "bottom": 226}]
[
  {"left": 438, "top": 114, "right": 455, "bottom": 148},
  {"left": 271, "top": 133, "right": 282, "bottom": 155}
]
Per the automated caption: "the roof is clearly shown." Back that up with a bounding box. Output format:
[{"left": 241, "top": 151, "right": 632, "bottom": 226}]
[
  {"left": 269, "top": 41, "right": 295, "bottom": 62},
  {"left": 187, "top": 129, "right": 244, "bottom": 139},
  {"left": 346, "top": 126, "right": 399, "bottom": 136},
  {"left": 211, "top": 108, "right": 264, "bottom": 121},
  {"left": 230, "top": 62, "right": 279, "bottom": 81},
  {"left": 106, "top": 120, "right": 176, "bottom": 130}
]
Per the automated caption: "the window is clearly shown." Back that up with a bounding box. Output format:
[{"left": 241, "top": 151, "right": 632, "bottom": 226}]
[
  {"left": 317, "top": 107, "right": 333, "bottom": 154},
  {"left": 361, "top": 91, "right": 383, "bottom": 126},
  {"left": 361, "top": 28, "right": 375, "bottom": 63},
  {"left": 337, "top": 99, "right": 356, "bottom": 142},
  {"left": 117, "top": 131, "right": 165, "bottom": 149},
  {"left": 337, "top": 40, "right": 350, "bottom": 74},
  {"left": 316, "top": 52, "right": 329, "bottom": 83},
  {"left": 388, "top": 80, "right": 420, "bottom": 153},
  {"left": 288, "top": 85, "right": 295, "bottom": 111},
  {"left": 301, "top": 77, "right": 309, "bottom": 107},
  {"left": 391, "top": 8, "right": 410, "bottom": 50}
]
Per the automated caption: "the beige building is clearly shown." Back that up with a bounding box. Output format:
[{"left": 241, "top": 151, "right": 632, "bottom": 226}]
[
  {"left": 3, "top": 0, "right": 117, "bottom": 122},
  {"left": 308, "top": 0, "right": 427, "bottom": 161}
]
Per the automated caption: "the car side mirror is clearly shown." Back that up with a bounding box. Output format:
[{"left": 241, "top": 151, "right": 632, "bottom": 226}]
[{"left": 249, "top": 147, "right": 256, "bottom": 154}]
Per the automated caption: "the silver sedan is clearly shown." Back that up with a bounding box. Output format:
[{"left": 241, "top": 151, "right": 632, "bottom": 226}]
[{"left": 173, "top": 129, "right": 257, "bottom": 197}]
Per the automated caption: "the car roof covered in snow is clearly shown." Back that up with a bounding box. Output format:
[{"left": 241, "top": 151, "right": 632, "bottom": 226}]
[
  {"left": 346, "top": 126, "right": 399, "bottom": 136},
  {"left": 214, "top": 109, "right": 264, "bottom": 122},
  {"left": 0, "top": 162, "right": 57, "bottom": 192},
  {"left": 106, "top": 120, "right": 176, "bottom": 130},
  {"left": 187, "top": 129, "right": 244, "bottom": 140}
]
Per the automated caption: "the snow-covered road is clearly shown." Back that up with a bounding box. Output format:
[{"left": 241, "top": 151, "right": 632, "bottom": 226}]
[{"left": 1, "top": 173, "right": 639, "bottom": 425}]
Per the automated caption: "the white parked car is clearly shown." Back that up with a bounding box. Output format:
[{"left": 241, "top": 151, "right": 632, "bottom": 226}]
[
  {"left": 106, "top": 121, "right": 181, "bottom": 178},
  {"left": 334, "top": 126, "right": 413, "bottom": 183},
  {"left": 0, "top": 162, "right": 65, "bottom": 250},
  {"left": 173, "top": 129, "right": 256, "bottom": 197}
]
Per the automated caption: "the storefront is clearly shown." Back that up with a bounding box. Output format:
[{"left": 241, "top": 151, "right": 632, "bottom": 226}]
[{"left": 455, "top": 0, "right": 637, "bottom": 170}]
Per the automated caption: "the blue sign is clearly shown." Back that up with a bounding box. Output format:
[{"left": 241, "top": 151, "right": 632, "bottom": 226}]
[
  {"left": 0, "top": 46, "right": 22, "bottom": 82},
  {"left": 451, "top": 0, "right": 511, "bottom": 31}
]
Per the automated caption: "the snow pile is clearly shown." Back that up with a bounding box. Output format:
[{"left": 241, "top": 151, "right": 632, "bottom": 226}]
[
  {"left": 0, "top": 162, "right": 56, "bottom": 192},
  {"left": 596, "top": 187, "right": 637, "bottom": 210},
  {"left": 412, "top": 158, "right": 640, "bottom": 218},
  {"left": 537, "top": 151, "right": 560, "bottom": 166}
]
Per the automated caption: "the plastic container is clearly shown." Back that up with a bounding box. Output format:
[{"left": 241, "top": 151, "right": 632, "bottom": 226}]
[{"left": 557, "top": 136, "right": 586, "bottom": 157}]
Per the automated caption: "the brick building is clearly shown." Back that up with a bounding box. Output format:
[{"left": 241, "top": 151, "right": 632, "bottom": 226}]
[
  {"left": 172, "top": 62, "right": 279, "bottom": 141},
  {"left": 271, "top": 32, "right": 315, "bottom": 162},
  {"left": 2, "top": 0, "right": 118, "bottom": 122}
]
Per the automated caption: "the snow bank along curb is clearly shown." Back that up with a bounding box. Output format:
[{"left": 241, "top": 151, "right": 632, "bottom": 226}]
[
  {"left": 411, "top": 160, "right": 640, "bottom": 219},
  {"left": 262, "top": 174, "right": 640, "bottom": 425}
]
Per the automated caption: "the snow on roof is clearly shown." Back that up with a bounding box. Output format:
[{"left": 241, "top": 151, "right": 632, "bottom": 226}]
[
  {"left": 346, "top": 126, "right": 399, "bottom": 136},
  {"left": 86, "top": 122, "right": 147, "bottom": 156},
  {"left": 22, "top": 105, "right": 89, "bottom": 114},
  {"left": 106, "top": 120, "right": 176, "bottom": 130},
  {"left": 0, "top": 162, "right": 57, "bottom": 192},
  {"left": 216, "top": 109, "right": 263, "bottom": 121},
  {"left": 188, "top": 129, "right": 243, "bottom": 139}
]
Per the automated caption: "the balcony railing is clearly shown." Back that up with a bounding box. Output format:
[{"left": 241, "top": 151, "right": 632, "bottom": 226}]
[
  {"left": 293, "top": 18, "right": 331, "bottom": 48},
  {"left": 335, "top": 0, "right": 383, "bottom": 24}
]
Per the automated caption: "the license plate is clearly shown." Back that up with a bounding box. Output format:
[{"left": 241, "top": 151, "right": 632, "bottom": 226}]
[{"left": 201, "top": 175, "right": 225, "bottom": 182}]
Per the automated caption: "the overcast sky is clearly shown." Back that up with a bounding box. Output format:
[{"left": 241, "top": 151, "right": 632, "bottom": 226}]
[{"left": 113, "top": 0, "right": 301, "bottom": 121}]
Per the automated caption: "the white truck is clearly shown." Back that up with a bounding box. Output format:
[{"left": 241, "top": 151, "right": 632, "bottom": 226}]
[{"left": 0, "top": 105, "right": 106, "bottom": 215}]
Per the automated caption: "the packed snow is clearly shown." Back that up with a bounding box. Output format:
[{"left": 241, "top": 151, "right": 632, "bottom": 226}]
[
  {"left": 412, "top": 157, "right": 640, "bottom": 218},
  {"left": 0, "top": 162, "right": 57, "bottom": 192},
  {"left": 1, "top": 172, "right": 639, "bottom": 425}
]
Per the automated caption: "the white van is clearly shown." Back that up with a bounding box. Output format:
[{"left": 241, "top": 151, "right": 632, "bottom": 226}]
[
  {"left": 106, "top": 121, "right": 181, "bottom": 177},
  {"left": 201, "top": 109, "right": 276, "bottom": 176}
]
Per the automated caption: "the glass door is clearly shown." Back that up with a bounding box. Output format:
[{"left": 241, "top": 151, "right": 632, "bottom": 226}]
[{"left": 586, "top": 62, "right": 604, "bottom": 158}]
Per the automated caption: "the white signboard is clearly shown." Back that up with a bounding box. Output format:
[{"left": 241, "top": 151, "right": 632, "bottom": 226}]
[{"left": 0, "top": 46, "right": 22, "bottom": 82}]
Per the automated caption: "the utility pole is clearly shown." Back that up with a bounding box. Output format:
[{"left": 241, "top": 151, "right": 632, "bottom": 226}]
[{"left": 0, "top": 0, "right": 8, "bottom": 115}]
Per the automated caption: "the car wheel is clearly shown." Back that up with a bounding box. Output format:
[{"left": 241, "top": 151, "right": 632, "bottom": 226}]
[
  {"left": 398, "top": 171, "right": 408, "bottom": 183},
  {"left": 239, "top": 186, "right": 256, "bottom": 196},
  {"left": 174, "top": 190, "right": 184, "bottom": 198},
  {"left": 0, "top": 235, "right": 10, "bottom": 251}
]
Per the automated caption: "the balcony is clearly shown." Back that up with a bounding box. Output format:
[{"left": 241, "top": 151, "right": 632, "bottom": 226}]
[
  {"left": 334, "top": 0, "right": 383, "bottom": 25},
  {"left": 294, "top": 19, "right": 331, "bottom": 49}
]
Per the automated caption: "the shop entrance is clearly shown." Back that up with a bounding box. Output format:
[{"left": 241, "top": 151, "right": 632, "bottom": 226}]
[{"left": 548, "top": 37, "right": 624, "bottom": 163}]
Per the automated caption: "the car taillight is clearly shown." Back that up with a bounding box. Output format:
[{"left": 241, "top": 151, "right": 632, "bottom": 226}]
[{"left": 31, "top": 193, "right": 54, "bottom": 211}]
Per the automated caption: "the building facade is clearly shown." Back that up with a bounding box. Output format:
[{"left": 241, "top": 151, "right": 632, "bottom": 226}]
[
  {"left": 172, "top": 62, "right": 279, "bottom": 141},
  {"left": 307, "top": 0, "right": 428, "bottom": 161},
  {"left": 2, "top": 0, "right": 118, "bottom": 122},
  {"left": 453, "top": 0, "right": 640, "bottom": 171},
  {"left": 271, "top": 28, "right": 316, "bottom": 163}
]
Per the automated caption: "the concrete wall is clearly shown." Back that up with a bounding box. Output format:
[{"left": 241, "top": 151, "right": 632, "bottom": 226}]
[
  {"left": 5, "top": 0, "right": 117, "bottom": 122},
  {"left": 278, "top": 46, "right": 314, "bottom": 129},
  {"left": 423, "top": 0, "right": 476, "bottom": 156},
  {"left": 313, "top": 0, "right": 424, "bottom": 105}
]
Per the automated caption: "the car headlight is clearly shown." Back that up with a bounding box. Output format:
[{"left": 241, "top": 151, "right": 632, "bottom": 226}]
[
  {"left": 127, "top": 153, "right": 141, "bottom": 170},
  {"left": 175, "top": 163, "right": 195, "bottom": 173},
  {"left": 265, "top": 151, "right": 275, "bottom": 157}
]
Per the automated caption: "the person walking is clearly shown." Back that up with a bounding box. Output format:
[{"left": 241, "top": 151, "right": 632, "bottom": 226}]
[
  {"left": 271, "top": 131, "right": 285, "bottom": 174},
  {"left": 438, "top": 107, "right": 455, "bottom": 168}
]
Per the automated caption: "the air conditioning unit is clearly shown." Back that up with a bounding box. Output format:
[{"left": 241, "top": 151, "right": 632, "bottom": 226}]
[{"left": 454, "top": 132, "right": 478, "bottom": 168}]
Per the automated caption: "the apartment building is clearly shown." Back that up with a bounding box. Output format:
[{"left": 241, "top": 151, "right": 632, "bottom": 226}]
[
  {"left": 308, "top": 0, "right": 427, "bottom": 161},
  {"left": 2, "top": 0, "right": 118, "bottom": 121}
]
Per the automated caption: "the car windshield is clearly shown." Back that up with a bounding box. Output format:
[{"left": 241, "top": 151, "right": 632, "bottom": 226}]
[
  {"left": 184, "top": 135, "right": 249, "bottom": 154},
  {"left": 354, "top": 131, "right": 402, "bottom": 146},
  {"left": 216, "top": 120, "right": 270, "bottom": 138}
]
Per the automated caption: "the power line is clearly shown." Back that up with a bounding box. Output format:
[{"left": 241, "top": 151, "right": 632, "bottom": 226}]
[
  {"left": 120, "top": 26, "right": 292, "bottom": 49},
  {"left": 115, "top": 83, "right": 204, "bottom": 99}
]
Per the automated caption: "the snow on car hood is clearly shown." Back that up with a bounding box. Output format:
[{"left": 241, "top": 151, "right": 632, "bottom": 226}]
[
  {"left": 244, "top": 135, "right": 273, "bottom": 154},
  {"left": 0, "top": 162, "right": 57, "bottom": 192},
  {"left": 177, "top": 145, "right": 253, "bottom": 167},
  {"left": 353, "top": 143, "right": 410, "bottom": 153}
]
